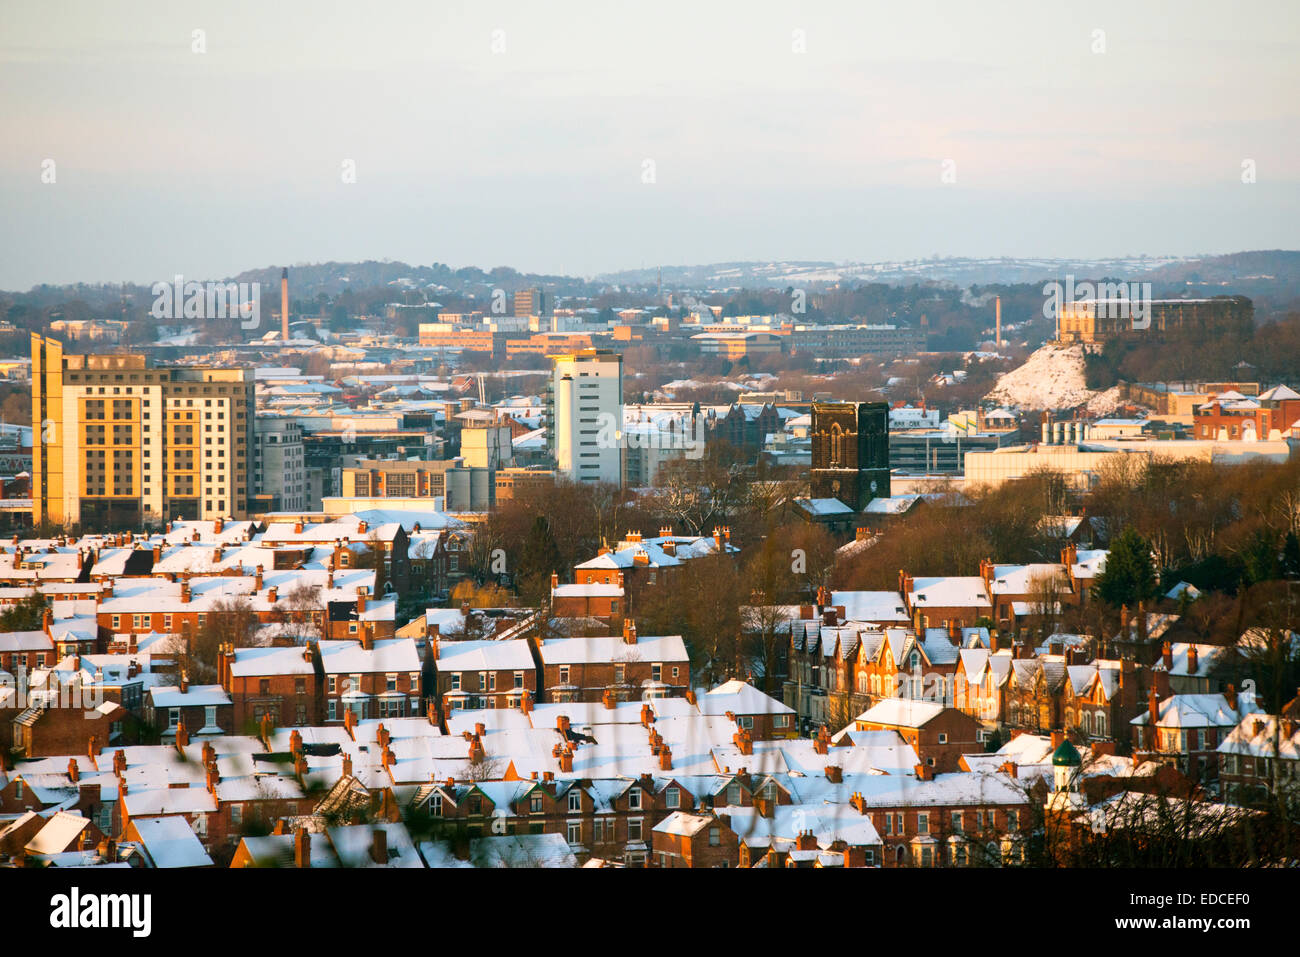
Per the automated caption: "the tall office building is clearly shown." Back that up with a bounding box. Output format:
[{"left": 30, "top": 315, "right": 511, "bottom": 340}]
[
  {"left": 31, "top": 334, "right": 254, "bottom": 528},
  {"left": 809, "top": 401, "right": 890, "bottom": 510},
  {"left": 513, "top": 288, "right": 548, "bottom": 318},
  {"left": 549, "top": 350, "right": 623, "bottom": 486},
  {"left": 253, "top": 416, "right": 307, "bottom": 512}
]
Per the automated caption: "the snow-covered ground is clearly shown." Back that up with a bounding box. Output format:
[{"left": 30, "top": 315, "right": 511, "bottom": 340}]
[
  {"left": 155, "top": 325, "right": 198, "bottom": 346},
  {"left": 984, "top": 343, "right": 1126, "bottom": 415}
]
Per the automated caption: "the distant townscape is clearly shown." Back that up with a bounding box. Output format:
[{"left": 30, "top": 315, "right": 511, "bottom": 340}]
[{"left": 1, "top": 262, "right": 1298, "bottom": 871}]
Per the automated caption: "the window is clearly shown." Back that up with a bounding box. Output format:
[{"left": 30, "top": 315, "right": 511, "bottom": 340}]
[
  {"left": 168, "top": 708, "right": 179, "bottom": 729},
  {"left": 230, "top": 804, "right": 243, "bottom": 826},
  {"left": 708, "top": 827, "right": 720, "bottom": 847},
  {"left": 918, "top": 812, "right": 929, "bottom": 835},
  {"left": 774, "top": 714, "right": 790, "bottom": 728},
  {"left": 739, "top": 715, "right": 753, "bottom": 730},
  {"left": 628, "top": 789, "right": 642, "bottom": 811},
  {"left": 651, "top": 663, "right": 661, "bottom": 682},
  {"left": 627, "top": 818, "right": 643, "bottom": 842},
  {"left": 614, "top": 664, "right": 625, "bottom": 684},
  {"left": 567, "top": 820, "right": 582, "bottom": 844},
  {"left": 204, "top": 705, "right": 217, "bottom": 728},
  {"left": 514, "top": 671, "right": 524, "bottom": 689},
  {"left": 530, "top": 794, "right": 543, "bottom": 814},
  {"left": 451, "top": 673, "right": 461, "bottom": 690},
  {"left": 568, "top": 790, "right": 582, "bottom": 812},
  {"left": 726, "top": 784, "right": 740, "bottom": 805},
  {"left": 665, "top": 787, "right": 680, "bottom": 809},
  {"left": 938, "top": 732, "right": 948, "bottom": 744},
  {"left": 558, "top": 666, "right": 569, "bottom": 684},
  {"left": 952, "top": 811, "right": 963, "bottom": 834}
]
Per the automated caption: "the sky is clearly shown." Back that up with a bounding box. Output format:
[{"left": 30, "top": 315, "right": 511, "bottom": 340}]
[{"left": 1, "top": 0, "right": 1297, "bottom": 289}]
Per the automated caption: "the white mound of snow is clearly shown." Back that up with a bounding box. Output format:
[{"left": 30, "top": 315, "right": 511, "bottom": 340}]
[{"left": 984, "top": 344, "right": 1101, "bottom": 411}]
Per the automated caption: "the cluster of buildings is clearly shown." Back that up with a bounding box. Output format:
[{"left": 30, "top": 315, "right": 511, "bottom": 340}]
[{"left": 1, "top": 491, "right": 1295, "bottom": 870}]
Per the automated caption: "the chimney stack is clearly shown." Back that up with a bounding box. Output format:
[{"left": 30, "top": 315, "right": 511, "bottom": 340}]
[
  {"left": 369, "top": 827, "right": 387, "bottom": 865},
  {"left": 995, "top": 295, "right": 1002, "bottom": 347},
  {"left": 281, "top": 267, "right": 290, "bottom": 341},
  {"left": 294, "top": 827, "right": 311, "bottom": 868}
]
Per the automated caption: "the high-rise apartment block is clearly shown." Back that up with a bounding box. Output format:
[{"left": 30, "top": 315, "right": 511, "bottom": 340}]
[
  {"left": 253, "top": 416, "right": 307, "bottom": 512},
  {"left": 31, "top": 334, "right": 254, "bottom": 528},
  {"left": 549, "top": 350, "right": 623, "bottom": 486}
]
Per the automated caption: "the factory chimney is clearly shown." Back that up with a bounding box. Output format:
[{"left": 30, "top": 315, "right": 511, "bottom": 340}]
[
  {"left": 281, "top": 267, "right": 290, "bottom": 342},
  {"left": 995, "top": 296, "right": 1002, "bottom": 347}
]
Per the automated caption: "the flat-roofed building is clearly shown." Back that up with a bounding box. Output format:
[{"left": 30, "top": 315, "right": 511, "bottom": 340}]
[{"left": 31, "top": 335, "right": 254, "bottom": 527}]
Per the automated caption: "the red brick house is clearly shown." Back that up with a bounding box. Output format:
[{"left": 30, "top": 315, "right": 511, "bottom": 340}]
[
  {"left": 852, "top": 699, "right": 983, "bottom": 772},
  {"left": 652, "top": 811, "right": 739, "bottom": 867}
]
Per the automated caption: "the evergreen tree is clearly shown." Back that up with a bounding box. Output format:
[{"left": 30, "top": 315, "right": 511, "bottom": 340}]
[
  {"left": 1094, "top": 526, "right": 1158, "bottom": 607},
  {"left": 515, "top": 516, "right": 563, "bottom": 606}
]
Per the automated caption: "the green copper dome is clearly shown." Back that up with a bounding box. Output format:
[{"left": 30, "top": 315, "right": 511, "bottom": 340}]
[{"left": 1052, "top": 738, "right": 1082, "bottom": 767}]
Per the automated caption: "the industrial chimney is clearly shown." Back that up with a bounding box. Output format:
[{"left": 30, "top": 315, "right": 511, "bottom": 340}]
[
  {"left": 995, "top": 296, "right": 1002, "bottom": 348},
  {"left": 280, "top": 267, "right": 290, "bottom": 342}
]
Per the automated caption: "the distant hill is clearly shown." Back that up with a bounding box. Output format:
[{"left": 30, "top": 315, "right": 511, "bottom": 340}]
[
  {"left": 597, "top": 256, "right": 1198, "bottom": 290},
  {"left": 226, "top": 260, "right": 601, "bottom": 300},
  {"left": 6, "top": 251, "right": 1300, "bottom": 311},
  {"left": 1137, "top": 250, "right": 1300, "bottom": 283}
]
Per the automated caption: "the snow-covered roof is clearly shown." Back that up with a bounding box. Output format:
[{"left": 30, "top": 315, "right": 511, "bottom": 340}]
[{"left": 855, "top": 698, "right": 946, "bottom": 728}]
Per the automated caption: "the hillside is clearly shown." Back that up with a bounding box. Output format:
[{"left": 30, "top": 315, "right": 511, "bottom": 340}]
[{"left": 984, "top": 344, "right": 1124, "bottom": 415}]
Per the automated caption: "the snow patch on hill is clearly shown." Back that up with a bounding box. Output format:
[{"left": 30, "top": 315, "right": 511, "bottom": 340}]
[{"left": 984, "top": 343, "right": 1124, "bottom": 414}]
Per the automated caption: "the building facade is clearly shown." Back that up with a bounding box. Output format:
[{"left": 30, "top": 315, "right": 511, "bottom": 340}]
[
  {"left": 31, "top": 334, "right": 254, "bottom": 528},
  {"left": 549, "top": 350, "right": 623, "bottom": 486},
  {"left": 809, "top": 401, "right": 890, "bottom": 510}
]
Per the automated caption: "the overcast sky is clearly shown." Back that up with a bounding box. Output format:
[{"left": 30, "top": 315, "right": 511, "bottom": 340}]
[{"left": 1, "top": 0, "right": 1297, "bottom": 289}]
